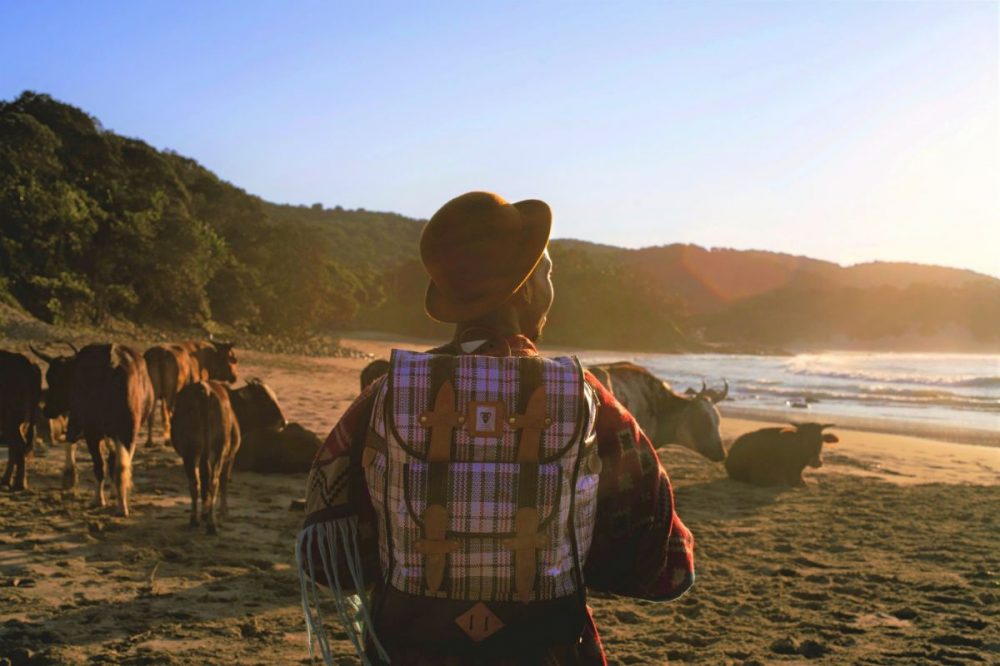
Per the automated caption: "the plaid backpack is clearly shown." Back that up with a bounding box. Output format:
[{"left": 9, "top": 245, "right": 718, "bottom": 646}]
[{"left": 362, "top": 349, "right": 600, "bottom": 655}]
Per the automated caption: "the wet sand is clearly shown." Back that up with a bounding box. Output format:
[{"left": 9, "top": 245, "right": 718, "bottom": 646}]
[{"left": 1, "top": 338, "right": 997, "bottom": 665}]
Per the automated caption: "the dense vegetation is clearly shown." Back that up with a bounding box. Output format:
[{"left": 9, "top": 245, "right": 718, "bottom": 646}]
[
  {"left": 2, "top": 92, "right": 998, "bottom": 352},
  {"left": 0, "top": 92, "right": 394, "bottom": 335}
]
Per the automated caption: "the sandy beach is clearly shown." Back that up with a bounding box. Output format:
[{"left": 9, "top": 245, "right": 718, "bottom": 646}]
[{"left": 1, "top": 337, "right": 997, "bottom": 665}]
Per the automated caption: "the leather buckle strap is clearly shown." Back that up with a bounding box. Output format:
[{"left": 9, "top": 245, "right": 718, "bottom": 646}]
[
  {"left": 509, "top": 385, "right": 550, "bottom": 463},
  {"left": 417, "top": 380, "right": 462, "bottom": 594},
  {"left": 502, "top": 507, "right": 550, "bottom": 603}
]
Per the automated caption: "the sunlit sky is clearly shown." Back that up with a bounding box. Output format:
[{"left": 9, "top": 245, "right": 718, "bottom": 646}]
[{"left": 2, "top": 1, "right": 997, "bottom": 277}]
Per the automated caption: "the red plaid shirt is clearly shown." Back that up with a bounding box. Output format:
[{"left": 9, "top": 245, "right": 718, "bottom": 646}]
[{"left": 304, "top": 335, "right": 695, "bottom": 664}]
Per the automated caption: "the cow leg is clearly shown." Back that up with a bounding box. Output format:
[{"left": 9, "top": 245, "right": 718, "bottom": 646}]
[
  {"left": 219, "top": 456, "right": 233, "bottom": 518},
  {"left": 12, "top": 442, "right": 29, "bottom": 492},
  {"left": 87, "top": 436, "right": 108, "bottom": 507},
  {"left": 113, "top": 440, "right": 134, "bottom": 518},
  {"left": 200, "top": 459, "right": 219, "bottom": 535},
  {"left": 146, "top": 399, "right": 157, "bottom": 447},
  {"left": 1, "top": 445, "right": 14, "bottom": 489},
  {"left": 184, "top": 457, "right": 201, "bottom": 527},
  {"left": 62, "top": 441, "right": 80, "bottom": 492},
  {"left": 87, "top": 436, "right": 107, "bottom": 508},
  {"left": 161, "top": 397, "right": 175, "bottom": 448}
]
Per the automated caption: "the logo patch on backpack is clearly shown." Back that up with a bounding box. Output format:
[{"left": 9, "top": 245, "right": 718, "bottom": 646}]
[{"left": 467, "top": 400, "right": 505, "bottom": 437}]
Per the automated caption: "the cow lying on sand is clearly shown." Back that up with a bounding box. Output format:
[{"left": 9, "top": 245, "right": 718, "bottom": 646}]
[
  {"left": 725, "top": 422, "right": 838, "bottom": 486},
  {"left": 227, "top": 379, "right": 320, "bottom": 474},
  {"left": 40, "top": 343, "right": 154, "bottom": 516},
  {"left": 171, "top": 381, "right": 241, "bottom": 534},
  {"left": 144, "top": 341, "right": 238, "bottom": 447},
  {"left": 0, "top": 350, "right": 42, "bottom": 491},
  {"left": 587, "top": 362, "right": 728, "bottom": 462},
  {"left": 360, "top": 358, "right": 389, "bottom": 390}
]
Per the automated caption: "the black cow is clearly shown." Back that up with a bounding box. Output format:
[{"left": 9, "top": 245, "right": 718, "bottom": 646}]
[
  {"left": 360, "top": 359, "right": 389, "bottom": 391},
  {"left": 227, "top": 379, "right": 321, "bottom": 474},
  {"left": 227, "top": 378, "right": 286, "bottom": 436},
  {"left": 34, "top": 389, "right": 68, "bottom": 451},
  {"left": 41, "top": 344, "right": 154, "bottom": 515},
  {"left": 0, "top": 350, "right": 42, "bottom": 491},
  {"left": 725, "top": 422, "right": 839, "bottom": 486},
  {"left": 171, "top": 381, "right": 241, "bottom": 533},
  {"left": 30, "top": 343, "right": 79, "bottom": 489}
]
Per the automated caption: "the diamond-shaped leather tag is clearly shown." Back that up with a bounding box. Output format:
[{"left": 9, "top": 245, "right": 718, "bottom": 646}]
[{"left": 455, "top": 602, "right": 504, "bottom": 642}]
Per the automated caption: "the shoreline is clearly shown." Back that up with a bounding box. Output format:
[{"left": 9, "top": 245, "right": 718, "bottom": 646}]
[{"left": 720, "top": 405, "right": 999, "bottom": 449}]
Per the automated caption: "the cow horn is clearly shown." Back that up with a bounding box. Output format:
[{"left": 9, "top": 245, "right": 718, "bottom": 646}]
[
  {"left": 714, "top": 379, "right": 729, "bottom": 403},
  {"left": 28, "top": 344, "right": 55, "bottom": 364},
  {"left": 700, "top": 379, "right": 707, "bottom": 394},
  {"left": 821, "top": 423, "right": 836, "bottom": 429}
]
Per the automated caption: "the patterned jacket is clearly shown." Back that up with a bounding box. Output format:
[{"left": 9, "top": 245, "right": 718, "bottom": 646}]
[{"left": 298, "top": 335, "right": 695, "bottom": 665}]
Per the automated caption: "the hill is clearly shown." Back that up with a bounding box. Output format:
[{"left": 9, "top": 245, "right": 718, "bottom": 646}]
[{"left": 2, "top": 91, "right": 997, "bottom": 352}]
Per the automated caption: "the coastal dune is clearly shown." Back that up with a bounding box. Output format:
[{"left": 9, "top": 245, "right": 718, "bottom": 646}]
[{"left": 0, "top": 338, "right": 997, "bottom": 664}]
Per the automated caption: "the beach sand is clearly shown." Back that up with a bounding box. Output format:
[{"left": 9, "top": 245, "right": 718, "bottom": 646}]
[{"left": 1, "top": 337, "right": 997, "bottom": 665}]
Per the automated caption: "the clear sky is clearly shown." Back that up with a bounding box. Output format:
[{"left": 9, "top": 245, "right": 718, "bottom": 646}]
[{"left": 2, "top": 0, "right": 997, "bottom": 277}]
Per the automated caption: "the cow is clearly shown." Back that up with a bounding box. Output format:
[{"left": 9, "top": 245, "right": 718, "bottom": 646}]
[
  {"left": 33, "top": 389, "right": 68, "bottom": 450},
  {"left": 227, "top": 378, "right": 285, "bottom": 438},
  {"left": 226, "top": 379, "right": 319, "bottom": 474},
  {"left": 143, "top": 340, "right": 238, "bottom": 446},
  {"left": 29, "top": 343, "right": 79, "bottom": 488},
  {"left": 725, "top": 422, "right": 839, "bottom": 486},
  {"left": 236, "top": 423, "right": 320, "bottom": 474},
  {"left": 587, "top": 362, "right": 728, "bottom": 462},
  {"left": 170, "top": 381, "right": 241, "bottom": 533},
  {"left": 684, "top": 379, "right": 730, "bottom": 404},
  {"left": 360, "top": 359, "right": 390, "bottom": 391},
  {"left": 0, "top": 350, "right": 42, "bottom": 491},
  {"left": 38, "top": 343, "right": 154, "bottom": 516}
]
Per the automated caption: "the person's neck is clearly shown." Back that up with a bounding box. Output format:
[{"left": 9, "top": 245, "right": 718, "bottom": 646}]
[{"left": 453, "top": 308, "right": 525, "bottom": 345}]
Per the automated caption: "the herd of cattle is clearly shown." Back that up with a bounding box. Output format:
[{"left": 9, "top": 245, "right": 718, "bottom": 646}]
[
  {"left": 0, "top": 341, "right": 319, "bottom": 533},
  {"left": 0, "top": 344, "right": 840, "bottom": 533}
]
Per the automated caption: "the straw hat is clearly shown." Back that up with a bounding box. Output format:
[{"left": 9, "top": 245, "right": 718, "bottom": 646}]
[{"left": 420, "top": 191, "right": 551, "bottom": 323}]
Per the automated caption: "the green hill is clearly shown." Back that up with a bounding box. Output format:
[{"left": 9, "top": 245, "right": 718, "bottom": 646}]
[{"left": 2, "top": 91, "right": 997, "bottom": 352}]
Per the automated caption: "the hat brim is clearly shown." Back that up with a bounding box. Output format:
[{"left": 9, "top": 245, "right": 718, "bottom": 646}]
[{"left": 425, "top": 198, "right": 552, "bottom": 323}]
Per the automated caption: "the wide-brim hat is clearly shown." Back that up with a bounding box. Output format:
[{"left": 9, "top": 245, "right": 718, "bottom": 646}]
[{"left": 421, "top": 191, "right": 552, "bottom": 323}]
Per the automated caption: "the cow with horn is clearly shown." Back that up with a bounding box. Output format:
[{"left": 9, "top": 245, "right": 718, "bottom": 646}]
[{"left": 588, "top": 362, "right": 728, "bottom": 462}]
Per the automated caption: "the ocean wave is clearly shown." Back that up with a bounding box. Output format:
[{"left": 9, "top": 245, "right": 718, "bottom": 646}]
[
  {"left": 737, "top": 384, "right": 1000, "bottom": 413},
  {"left": 786, "top": 366, "right": 1000, "bottom": 388}
]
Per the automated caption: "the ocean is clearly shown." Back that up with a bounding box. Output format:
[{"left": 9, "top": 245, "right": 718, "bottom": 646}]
[{"left": 576, "top": 351, "right": 1000, "bottom": 444}]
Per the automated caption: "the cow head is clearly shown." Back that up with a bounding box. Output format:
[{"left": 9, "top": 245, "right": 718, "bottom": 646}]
[
  {"left": 662, "top": 382, "right": 727, "bottom": 462},
  {"left": 786, "top": 422, "right": 838, "bottom": 468},
  {"left": 206, "top": 342, "right": 239, "bottom": 383},
  {"left": 360, "top": 359, "right": 390, "bottom": 391},
  {"left": 230, "top": 378, "right": 285, "bottom": 434},
  {"left": 29, "top": 344, "right": 78, "bottom": 419}
]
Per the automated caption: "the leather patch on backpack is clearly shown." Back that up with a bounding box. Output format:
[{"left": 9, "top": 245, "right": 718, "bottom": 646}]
[{"left": 455, "top": 602, "right": 504, "bottom": 641}]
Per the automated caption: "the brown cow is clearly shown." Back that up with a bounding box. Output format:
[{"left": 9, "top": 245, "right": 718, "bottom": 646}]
[
  {"left": 42, "top": 344, "right": 154, "bottom": 516},
  {"left": 0, "top": 350, "right": 42, "bottom": 491},
  {"left": 144, "top": 340, "right": 238, "bottom": 446},
  {"left": 725, "top": 423, "right": 838, "bottom": 486},
  {"left": 170, "top": 381, "right": 241, "bottom": 534},
  {"left": 588, "top": 362, "right": 727, "bottom": 462}
]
